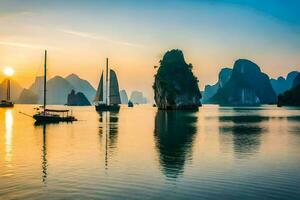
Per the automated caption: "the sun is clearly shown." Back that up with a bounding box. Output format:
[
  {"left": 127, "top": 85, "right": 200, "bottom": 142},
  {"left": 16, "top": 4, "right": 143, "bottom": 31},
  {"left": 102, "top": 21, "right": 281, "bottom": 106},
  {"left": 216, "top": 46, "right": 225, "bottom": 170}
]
[{"left": 3, "top": 67, "right": 14, "bottom": 77}]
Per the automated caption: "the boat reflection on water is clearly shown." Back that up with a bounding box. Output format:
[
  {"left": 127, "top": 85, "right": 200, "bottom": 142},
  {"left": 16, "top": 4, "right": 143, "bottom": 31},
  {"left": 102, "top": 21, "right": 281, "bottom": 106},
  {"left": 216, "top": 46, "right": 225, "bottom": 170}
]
[
  {"left": 154, "top": 111, "right": 198, "bottom": 179},
  {"left": 218, "top": 108, "right": 268, "bottom": 159},
  {"left": 34, "top": 124, "right": 48, "bottom": 184},
  {"left": 98, "top": 111, "right": 119, "bottom": 169}
]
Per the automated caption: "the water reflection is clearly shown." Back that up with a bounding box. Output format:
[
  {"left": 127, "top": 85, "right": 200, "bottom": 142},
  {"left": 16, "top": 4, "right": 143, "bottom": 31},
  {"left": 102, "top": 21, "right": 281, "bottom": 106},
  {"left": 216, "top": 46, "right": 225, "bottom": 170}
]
[
  {"left": 5, "top": 109, "right": 13, "bottom": 162},
  {"left": 219, "top": 108, "right": 267, "bottom": 158},
  {"left": 41, "top": 125, "right": 48, "bottom": 184},
  {"left": 34, "top": 124, "right": 48, "bottom": 184},
  {"left": 154, "top": 111, "right": 198, "bottom": 179},
  {"left": 98, "top": 111, "right": 119, "bottom": 169}
]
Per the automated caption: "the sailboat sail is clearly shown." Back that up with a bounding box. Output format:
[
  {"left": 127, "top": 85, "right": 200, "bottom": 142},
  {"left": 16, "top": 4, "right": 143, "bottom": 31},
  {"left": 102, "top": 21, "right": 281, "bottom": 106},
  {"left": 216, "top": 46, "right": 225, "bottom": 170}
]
[
  {"left": 94, "top": 72, "right": 104, "bottom": 102},
  {"left": 109, "top": 69, "right": 121, "bottom": 105}
]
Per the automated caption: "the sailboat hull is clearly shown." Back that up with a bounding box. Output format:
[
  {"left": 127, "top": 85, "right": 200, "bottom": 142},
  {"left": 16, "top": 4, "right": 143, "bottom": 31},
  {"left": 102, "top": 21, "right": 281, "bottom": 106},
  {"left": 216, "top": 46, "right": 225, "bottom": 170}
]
[
  {"left": 0, "top": 100, "right": 14, "bottom": 107},
  {"left": 33, "top": 113, "right": 77, "bottom": 124},
  {"left": 95, "top": 104, "right": 120, "bottom": 112}
]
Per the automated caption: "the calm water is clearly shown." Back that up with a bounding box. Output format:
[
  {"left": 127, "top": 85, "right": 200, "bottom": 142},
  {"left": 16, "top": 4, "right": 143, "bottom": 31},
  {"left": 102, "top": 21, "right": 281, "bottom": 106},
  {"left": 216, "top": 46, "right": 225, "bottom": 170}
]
[{"left": 0, "top": 105, "right": 300, "bottom": 200}]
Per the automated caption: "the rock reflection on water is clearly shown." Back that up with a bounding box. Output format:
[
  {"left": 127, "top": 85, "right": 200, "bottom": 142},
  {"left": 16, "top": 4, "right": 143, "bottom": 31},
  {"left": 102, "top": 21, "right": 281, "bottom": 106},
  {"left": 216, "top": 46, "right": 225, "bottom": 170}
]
[
  {"left": 218, "top": 108, "right": 268, "bottom": 159},
  {"left": 98, "top": 111, "right": 119, "bottom": 169},
  {"left": 154, "top": 111, "right": 198, "bottom": 179}
]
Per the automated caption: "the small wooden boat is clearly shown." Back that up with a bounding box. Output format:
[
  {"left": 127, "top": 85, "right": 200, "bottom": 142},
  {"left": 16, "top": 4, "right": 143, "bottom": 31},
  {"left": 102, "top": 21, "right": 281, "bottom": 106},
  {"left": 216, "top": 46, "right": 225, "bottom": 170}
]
[
  {"left": 94, "top": 58, "right": 121, "bottom": 112},
  {"left": 33, "top": 109, "right": 77, "bottom": 123},
  {"left": 0, "top": 100, "right": 14, "bottom": 107},
  {"left": 33, "top": 50, "right": 77, "bottom": 124},
  {"left": 128, "top": 101, "right": 134, "bottom": 107}
]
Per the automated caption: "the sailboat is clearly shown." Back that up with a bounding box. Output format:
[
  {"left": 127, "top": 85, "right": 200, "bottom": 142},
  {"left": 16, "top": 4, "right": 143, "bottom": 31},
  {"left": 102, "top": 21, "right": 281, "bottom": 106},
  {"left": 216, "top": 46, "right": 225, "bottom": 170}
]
[
  {"left": 0, "top": 78, "right": 14, "bottom": 108},
  {"left": 33, "top": 50, "right": 77, "bottom": 124},
  {"left": 94, "top": 58, "right": 121, "bottom": 112}
]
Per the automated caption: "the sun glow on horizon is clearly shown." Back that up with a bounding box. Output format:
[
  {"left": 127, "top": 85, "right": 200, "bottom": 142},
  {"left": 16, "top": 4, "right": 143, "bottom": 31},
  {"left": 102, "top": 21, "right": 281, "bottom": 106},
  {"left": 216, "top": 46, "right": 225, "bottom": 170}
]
[{"left": 3, "top": 67, "right": 15, "bottom": 77}]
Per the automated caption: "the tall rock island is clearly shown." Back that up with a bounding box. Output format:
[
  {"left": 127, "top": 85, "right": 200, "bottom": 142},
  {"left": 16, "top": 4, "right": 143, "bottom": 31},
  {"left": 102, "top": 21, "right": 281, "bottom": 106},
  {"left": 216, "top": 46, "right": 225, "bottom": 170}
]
[
  {"left": 153, "top": 49, "right": 201, "bottom": 110},
  {"left": 202, "top": 68, "right": 232, "bottom": 103},
  {"left": 277, "top": 73, "right": 300, "bottom": 106},
  {"left": 67, "top": 89, "right": 91, "bottom": 106},
  {"left": 210, "top": 59, "right": 277, "bottom": 105}
]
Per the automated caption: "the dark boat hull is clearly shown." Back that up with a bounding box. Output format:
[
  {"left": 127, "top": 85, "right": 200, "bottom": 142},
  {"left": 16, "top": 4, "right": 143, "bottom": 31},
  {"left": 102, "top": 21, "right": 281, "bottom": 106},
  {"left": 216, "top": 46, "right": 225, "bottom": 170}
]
[
  {"left": 0, "top": 101, "right": 14, "bottom": 108},
  {"left": 33, "top": 114, "right": 77, "bottom": 124},
  {"left": 95, "top": 104, "right": 120, "bottom": 112}
]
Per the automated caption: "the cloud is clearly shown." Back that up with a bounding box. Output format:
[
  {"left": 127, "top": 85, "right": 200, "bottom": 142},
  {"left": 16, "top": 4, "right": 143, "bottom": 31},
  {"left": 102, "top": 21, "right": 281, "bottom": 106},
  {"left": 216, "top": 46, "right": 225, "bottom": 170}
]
[
  {"left": 0, "top": 40, "right": 52, "bottom": 49},
  {"left": 60, "top": 29, "right": 143, "bottom": 48}
]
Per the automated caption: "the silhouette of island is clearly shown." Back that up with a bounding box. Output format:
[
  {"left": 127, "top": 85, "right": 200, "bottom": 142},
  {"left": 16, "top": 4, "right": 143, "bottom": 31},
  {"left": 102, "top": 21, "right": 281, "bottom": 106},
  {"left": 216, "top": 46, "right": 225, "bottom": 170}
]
[
  {"left": 130, "top": 91, "right": 148, "bottom": 104},
  {"left": 17, "top": 74, "right": 95, "bottom": 105},
  {"left": 153, "top": 49, "right": 201, "bottom": 110},
  {"left": 67, "top": 89, "right": 91, "bottom": 106},
  {"left": 202, "top": 68, "right": 232, "bottom": 103},
  {"left": 210, "top": 59, "right": 277, "bottom": 105},
  {"left": 270, "top": 71, "right": 299, "bottom": 95},
  {"left": 119, "top": 89, "right": 129, "bottom": 104},
  {"left": 65, "top": 74, "right": 96, "bottom": 103},
  {"left": 278, "top": 73, "right": 300, "bottom": 106}
]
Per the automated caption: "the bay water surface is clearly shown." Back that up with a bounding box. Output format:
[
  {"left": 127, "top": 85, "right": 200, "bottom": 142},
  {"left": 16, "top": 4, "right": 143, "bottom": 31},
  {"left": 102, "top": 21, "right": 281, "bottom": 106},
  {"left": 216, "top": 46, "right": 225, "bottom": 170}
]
[{"left": 0, "top": 105, "right": 300, "bottom": 200}]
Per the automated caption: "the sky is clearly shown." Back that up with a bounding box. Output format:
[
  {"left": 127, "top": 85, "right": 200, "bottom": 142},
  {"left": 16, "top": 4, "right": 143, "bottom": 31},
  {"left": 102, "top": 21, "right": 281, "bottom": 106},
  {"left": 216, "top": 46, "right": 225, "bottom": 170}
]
[{"left": 0, "top": 0, "right": 299, "bottom": 99}]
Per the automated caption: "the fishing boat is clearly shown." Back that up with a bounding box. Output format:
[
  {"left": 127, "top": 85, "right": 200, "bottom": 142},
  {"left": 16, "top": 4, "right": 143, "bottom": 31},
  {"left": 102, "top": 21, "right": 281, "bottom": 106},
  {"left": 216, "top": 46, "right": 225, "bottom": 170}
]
[
  {"left": 0, "top": 78, "right": 14, "bottom": 108},
  {"left": 128, "top": 100, "right": 134, "bottom": 107},
  {"left": 94, "top": 58, "right": 121, "bottom": 112},
  {"left": 33, "top": 50, "right": 77, "bottom": 123}
]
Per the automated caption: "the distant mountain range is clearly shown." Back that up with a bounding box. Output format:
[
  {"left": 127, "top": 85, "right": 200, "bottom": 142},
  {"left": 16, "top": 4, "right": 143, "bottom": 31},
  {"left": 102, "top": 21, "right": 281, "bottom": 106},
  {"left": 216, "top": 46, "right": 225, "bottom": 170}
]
[
  {"left": 16, "top": 74, "right": 96, "bottom": 105},
  {"left": 202, "top": 60, "right": 299, "bottom": 106}
]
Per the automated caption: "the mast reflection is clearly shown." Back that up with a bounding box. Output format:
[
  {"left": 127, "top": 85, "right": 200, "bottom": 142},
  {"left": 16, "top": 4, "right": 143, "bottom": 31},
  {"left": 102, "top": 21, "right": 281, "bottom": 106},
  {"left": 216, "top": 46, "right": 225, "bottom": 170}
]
[
  {"left": 42, "top": 125, "right": 48, "bottom": 184},
  {"left": 98, "top": 111, "right": 119, "bottom": 170},
  {"left": 34, "top": 123, "right": 48, "bottom": 184}
]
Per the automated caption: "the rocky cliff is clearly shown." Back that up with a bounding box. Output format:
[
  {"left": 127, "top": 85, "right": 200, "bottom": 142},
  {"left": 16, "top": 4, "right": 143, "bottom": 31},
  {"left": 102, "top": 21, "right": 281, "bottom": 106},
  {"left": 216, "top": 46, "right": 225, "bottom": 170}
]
[
  {"left": 277, "top": 73, "right": 300, "bottom": 106},
  {"left": 120, "top": 89, "right": 129, "bottom": 104},
  {"left": 153, "top": 49, "right": 201, "bottom": 110},
  {"left": 211, "top": 59, "right": 277, "bottom": 105},
  {"left": 292, "top": 73, "right": 300, "bottom": 88},
  {"left": 65, "top": 74, "right": 96, "bottom": 103},
  {"left": 202, "top": 68, "right": 232, "bottom": 103},
  {"left": 67, "top": 89, "right": 91, "bottom": 106},
  {"left": 270, "top": 71, "right": 299, "bottom": 95},
  {"left": 130, "top": 91, "right": 148, "bottom": 104}
]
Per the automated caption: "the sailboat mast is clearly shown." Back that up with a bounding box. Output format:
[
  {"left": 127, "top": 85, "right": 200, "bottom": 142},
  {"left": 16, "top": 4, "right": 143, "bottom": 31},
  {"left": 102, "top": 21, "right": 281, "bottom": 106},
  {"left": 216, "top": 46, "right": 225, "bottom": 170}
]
[
  {"left": 7, "top": 79, "right": 10, "bottom": 101},
  {"left": 106, "top": 58, "right": 109, "bottom": 105},
  {"left": 43, "top": 50, "right": 47, "bottom": 113}
]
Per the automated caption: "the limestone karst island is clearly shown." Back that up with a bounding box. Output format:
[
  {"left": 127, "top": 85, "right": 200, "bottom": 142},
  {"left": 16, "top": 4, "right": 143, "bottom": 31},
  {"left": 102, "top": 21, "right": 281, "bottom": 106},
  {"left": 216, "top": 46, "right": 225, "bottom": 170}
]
[{"left": 0, "top": 1, "right": 300, "bottom": 200}]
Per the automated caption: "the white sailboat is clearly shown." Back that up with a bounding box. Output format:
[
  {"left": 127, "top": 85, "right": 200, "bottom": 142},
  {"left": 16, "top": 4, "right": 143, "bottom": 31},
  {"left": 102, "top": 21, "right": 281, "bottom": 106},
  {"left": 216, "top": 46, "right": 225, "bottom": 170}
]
[
  {"left": 94, "top": 58, "right": 121, "bottom": 112},
  {"left": 33, "top": 50, "right": 77, "bottom": 124}
]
